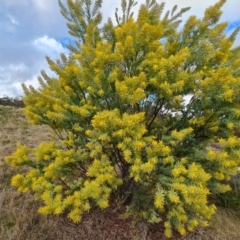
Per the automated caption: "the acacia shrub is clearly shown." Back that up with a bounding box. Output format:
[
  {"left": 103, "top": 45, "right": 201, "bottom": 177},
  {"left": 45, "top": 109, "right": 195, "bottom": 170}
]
[{"left": 5, "top": 0, "right": 240, "bottom": 238}]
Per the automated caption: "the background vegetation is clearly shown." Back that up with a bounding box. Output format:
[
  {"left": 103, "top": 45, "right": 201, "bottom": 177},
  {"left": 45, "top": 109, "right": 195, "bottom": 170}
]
[{"left": 0, "top": 96, "right": 24, "bottom": 108}]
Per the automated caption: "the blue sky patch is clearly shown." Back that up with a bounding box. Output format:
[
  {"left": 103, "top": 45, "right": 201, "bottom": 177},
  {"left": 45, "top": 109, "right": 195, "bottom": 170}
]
[
  {"left": 226, "top": 20, "right": 240, "bottom": 32},
  {"left": 59, "top": 37, "right": 76, "bottom": 48}
]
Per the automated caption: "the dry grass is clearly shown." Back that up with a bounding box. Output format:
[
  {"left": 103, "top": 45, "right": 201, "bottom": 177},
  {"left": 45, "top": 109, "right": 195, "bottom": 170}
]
[{"left": 1, "top": 105, "right": 240, "bottom": 240}]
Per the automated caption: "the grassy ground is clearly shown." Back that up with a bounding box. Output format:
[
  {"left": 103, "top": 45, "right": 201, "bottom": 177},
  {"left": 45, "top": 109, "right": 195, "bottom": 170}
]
[{"left": 1, "top": 105, "right": 240, "bottom": 240}]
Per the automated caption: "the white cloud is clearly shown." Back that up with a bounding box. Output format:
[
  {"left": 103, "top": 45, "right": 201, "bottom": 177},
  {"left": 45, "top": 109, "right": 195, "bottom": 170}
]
[
  {"left": 9, "top": 63, "right": 28, "bottom": 71},
  {"left": 7, "top": 14, "right": 19, "bottom": 25},
  {"left": 0, "top": 63, "right": 32, "bottom": 97},
  {"left": 0, "top": 72, "right": 44, "bottom": 97},
  {"left": 33, "top": 35, "right": 66, "bottom": 53},
  {"left": 1, "top": 0, "right": 28, "bottom": 7},
  {"left": 0, "top": 79, "right": 23, "bottom": 97},
  {"left": 32, "top": 0, "right": 51, "bottom": 11},
  {"left": 0, "top": 63, "right": 28, "bottom": 72},
  {"left": 20, "top": 74, "right": 40, "bottom": 90},
  {"left": 12, "top": 82, "right": 25, "bottom": 95},
  {"left": 0, "top": 13, "right": 20, "bottom": 34}
]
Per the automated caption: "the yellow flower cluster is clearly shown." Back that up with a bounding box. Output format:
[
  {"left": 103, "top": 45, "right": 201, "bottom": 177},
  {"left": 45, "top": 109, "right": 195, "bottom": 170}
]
[
  {"left": 59, "top": 157, "right": 122, "bottom": 222},
  {"left": 171, "top": 164, "right": 187, "bottom": 178},
  {"left": 171, "top": 128, "right": 193, "bottom": 141},
  {"left": 115, "top": 72, "right": 146, "bottom": 104},
  {"left": 33, "top": 142, "right": 56, "bottom": 162},
  {"left": 154, "top": 189, "right": 165, "bottom": 211},
  {"left": 5, "top": 142, "right": 30, "bottom": 167}
]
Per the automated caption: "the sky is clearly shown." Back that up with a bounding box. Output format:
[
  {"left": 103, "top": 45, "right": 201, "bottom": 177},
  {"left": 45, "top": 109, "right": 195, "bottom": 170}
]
[{"left": 0, "top": 0, "right": 240, "bottom": 98}]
